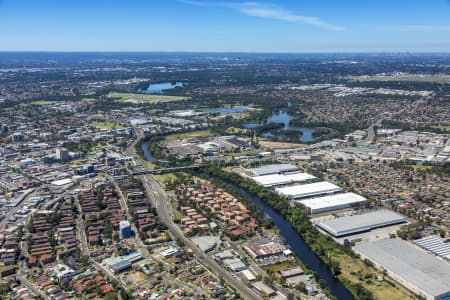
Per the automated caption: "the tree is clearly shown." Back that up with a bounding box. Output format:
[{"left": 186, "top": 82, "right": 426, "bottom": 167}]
[
  {"left": 330, "top": 259, "right": 341, "bottom": 276},
  {"left": 295, "top": 282, "right": 306, "bottom": 293},
  {"left": 104, "top": 292, "right": 118, "bottom": 300}
]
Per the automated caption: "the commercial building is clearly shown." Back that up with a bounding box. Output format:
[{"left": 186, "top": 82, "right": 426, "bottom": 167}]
[
  {"left": 297, "top": 192, "right": 366, "bottom": 214},
  {"left": 223, "top": 258, "right": 246, "bottom": 272},
  {"left": 241, "top": 269, "right": 256, "bottom": 282},
  {"left": 102, "top": 252, "right": 143, "bottom": 273},
  {"left": 160, "top": 247, "right": 180, "bottom": 258},
  {"left": 252, "top": 281, "right": 276, "bottom": 297},
  {"left": 252, "top": 172, "right": 316, "bottom": 187},
  {"left": 9, "top": 133, "right": 23, "bottom": 143},
  {"left": 119, "top": 220, "right": 132, "bottom": 239},
  {"left": 316, "top": 210, "right": 406, "bottom": 237},
  {"left": 244, "top": 241, "right": 287, "bottom": 260},
  {"left": 248, "top": 164, "right": 298, "bottom": 176},
  {"left": 355, "top": 239, "right": 450, "bottom": 300},
  {"left": 275, "top": 182, "right": 342, "bottom": 200},
  {"left": 279, "top": 266, "right": 304, "bottom": 278},
  {"left": 55, "top": 147, "right": 70, "bottom": 161}
]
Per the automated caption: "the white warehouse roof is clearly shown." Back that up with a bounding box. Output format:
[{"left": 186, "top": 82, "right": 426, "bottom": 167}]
[
  {"left": 297, "top": 192, "right": 366, "bottom": 214},
  {"left": 316, "top": 210, "right": 406, "bottom": 237},
  {"left": 414, "top": 236, "right": 450, "bottom": 261},
  {"left": 275, "top": 181, "right": 342, "bottom": 200},
  {"left": 252, "top": 172, "right": 316, "bottom": 187},
  {"left": 355, "top": 239, "right": 450, "bottom": 300},
  {"left": 51, "top": 178, "right": 72, "bottom": 186},
  {"left": 248, "top": 164, "right": 298, "bottom": 176}
]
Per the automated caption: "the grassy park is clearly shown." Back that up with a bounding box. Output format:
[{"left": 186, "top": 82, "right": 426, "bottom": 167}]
[{"left": 107, "top": 92, "right": 188, "bottom": 103}]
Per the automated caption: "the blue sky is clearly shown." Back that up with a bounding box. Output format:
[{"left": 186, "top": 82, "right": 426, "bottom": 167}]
[{"left": 1, "top": 0, "right": 450, "bottom": 52}]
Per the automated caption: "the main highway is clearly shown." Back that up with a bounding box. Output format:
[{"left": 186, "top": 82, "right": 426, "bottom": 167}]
[{"left": 125, "top": 129, "right": 263, "bottom": 300}]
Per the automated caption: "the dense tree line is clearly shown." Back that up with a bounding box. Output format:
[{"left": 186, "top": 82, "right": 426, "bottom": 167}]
[{"left": 201, "top": 165, "right": 375, "bottom": 300}]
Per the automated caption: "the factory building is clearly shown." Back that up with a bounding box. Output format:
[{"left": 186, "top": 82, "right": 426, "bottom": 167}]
[
  {"left": 251, "top": 172, "right": 316, "bottom": 187},
  {"left": 297, "top": 192, "right": 366, "bottom": 214},
  {"left": 316, "top": 210, "right": 406, "bottom": 237},
  {"left": 275, "top": 181, "right": 342, "bottom": 200},
  {"left": 248, "top": 164, "right": 298, "bottom": 176}
]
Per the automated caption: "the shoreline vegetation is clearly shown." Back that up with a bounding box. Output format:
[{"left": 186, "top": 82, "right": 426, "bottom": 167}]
[{"left": 200, "top": 166, "right": 411, "bottom": 300}]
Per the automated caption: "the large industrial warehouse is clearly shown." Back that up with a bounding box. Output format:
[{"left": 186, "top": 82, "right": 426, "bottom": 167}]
[
  {"left": 355, "top": 239, "right": 450, "bottom": 300},
  {"left": 251, "top": 172, "right": 316, "bottom": 187},
  {"left": 248, "top": 164, "right": 298, "bottom": 176},
  {"left": 275, "top": 181, "right": 342, "bottom": 200},
  {"left": 316, "top": 210, "right": 406, "bottom": 237},
  {"left": 414, "top": 236, "right": 450, "bottom": 261},
  {"left": 297, "top": 192, "right": 366, "bottom": 214}
]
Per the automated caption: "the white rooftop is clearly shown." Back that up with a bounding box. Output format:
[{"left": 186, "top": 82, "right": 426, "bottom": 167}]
[
  {"left": 51, "top": 178, "right": 72, "bottom": 186},
  {"left": 298, "top": 192, "right": 366, "bottom": 211},
  {"left": 317, "top": 210, "right": 406, "bottom": 237},
  {"left": 355, "top": 239, "right": 450, "bottom": 299},
  {"left": 248, "top": 164, "right": 298, "bottom": 176},
  {"left": 275, "top": 181, "right": 342, "bottom": 199},
  {"left": 252, "top": 172, "right": 316, "bottom": 187}
]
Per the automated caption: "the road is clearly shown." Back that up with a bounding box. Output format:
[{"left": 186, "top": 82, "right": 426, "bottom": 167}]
[
  {"left": 17, "top": 274, "right": 49, "bottom": 300},
  {"left": 126, "top": 129, "right": 262, "bottom": 299},
  {"left": 367, "top": 118, "right": 383, "bottom": 143},
  {"left": 18, "top": 214, "right": 49, "bottom": 300},
  {"left": 141, "top": 174, "right": 262, "bottom": 300},
  {"left": 74, "top": 196, "right": 89, "bottom": 256},
  {"left": 110, "top": 175, "right": 207, "bottom": 296},
  {"left": 0, "top": 188, "right": 34, "bottom": 229}
]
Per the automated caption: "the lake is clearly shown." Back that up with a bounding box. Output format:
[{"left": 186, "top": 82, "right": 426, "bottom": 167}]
[
  {"left": 139, "top": 81, "right": 184, "bottom": 94},
  {"left": 265, "top": 110, "right": 316, "bottom": 143}
]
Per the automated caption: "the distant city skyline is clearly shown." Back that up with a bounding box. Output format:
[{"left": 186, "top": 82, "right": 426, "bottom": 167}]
[{"left": 1, "top": 0, "right": 450, "bottom": 52}]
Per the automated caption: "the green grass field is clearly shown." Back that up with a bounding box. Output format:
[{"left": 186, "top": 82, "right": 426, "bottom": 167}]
[
  {"left": 95, "top": 121, "right": 124, "bottom": 130},
  {"left": 30, "top": 100, "right": 54, "bottom": 105},
  {"left": 165, "top": 129, "right": 214, "bottom": 141},
  {"left": 107, "top": 92, "right": 188, "bottom": 103},
  {"left": 81, "top": 97, "right": 97, "bottom": 103},
  {"left": 337, "top": 255, "right": 411, "bottom": 300},
  {"left": 432, "top": 125, "right": 450, "bottom": 132}
]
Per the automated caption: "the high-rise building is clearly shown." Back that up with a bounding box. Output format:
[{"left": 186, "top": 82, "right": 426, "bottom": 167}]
[
  {"left": 9, "top": 132, "right": 23, "bottom": 143},
  {"left": 55, "top": 147, "right": 70, "bottom": 161},
  {"left": 119, "top": 221, "right": 132, "bottom": 239}
]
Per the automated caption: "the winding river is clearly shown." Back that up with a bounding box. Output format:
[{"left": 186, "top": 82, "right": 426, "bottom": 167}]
[
  {"left": 217, "top": 180, "right": 355, "bottom": 300},
  {"left": 141, "top": 140, "right": 355, "bottom": 300}
]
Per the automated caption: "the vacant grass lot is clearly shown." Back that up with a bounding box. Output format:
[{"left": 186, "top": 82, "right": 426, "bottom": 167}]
[
  {"left": 95, "top": 121, "right": 123, "bottom": 130},
  {"left": 81, "top": 97, "right": 96, "bottom": 103},
  {"left": 263, "top": 260, "right": 299, "bottom": 274},
  {"left": 165, "top": 130, "right": 214, "bottom": 141},
  {"left": 30, "top": 100, "right": 54, "bottom": 105},
  {"left": 337, "top": 255, "right": 411, "bottom": 300},
  {"left": 107, "top": 92, "right": 188, "bottom": 103}
]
